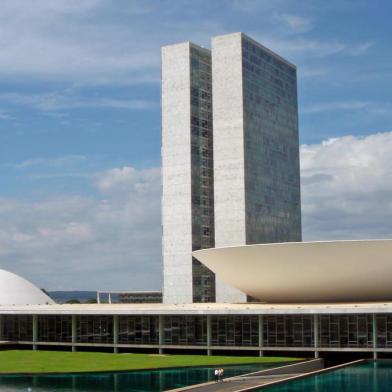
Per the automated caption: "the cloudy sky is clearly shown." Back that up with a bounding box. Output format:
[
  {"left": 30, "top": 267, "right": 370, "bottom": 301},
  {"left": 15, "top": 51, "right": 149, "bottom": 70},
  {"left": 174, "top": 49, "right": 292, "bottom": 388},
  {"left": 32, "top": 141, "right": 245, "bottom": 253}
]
[{"left": 0, "top": 0, "right": 391, "bottom": 291}]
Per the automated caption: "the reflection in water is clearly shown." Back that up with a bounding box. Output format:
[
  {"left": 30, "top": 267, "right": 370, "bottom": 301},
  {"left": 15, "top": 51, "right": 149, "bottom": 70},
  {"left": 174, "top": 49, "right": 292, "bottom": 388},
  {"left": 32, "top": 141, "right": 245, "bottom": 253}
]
[
  {"left": 264, "top": 361, "right": 392, "bottom": 392},
  {"left": 0, "top": 363, "right": 275, "bottom": 392}
]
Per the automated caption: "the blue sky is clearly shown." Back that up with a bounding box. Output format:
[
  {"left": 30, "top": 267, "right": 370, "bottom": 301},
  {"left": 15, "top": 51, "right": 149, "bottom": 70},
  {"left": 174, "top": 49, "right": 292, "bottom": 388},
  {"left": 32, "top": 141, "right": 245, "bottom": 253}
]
[{"left": 0, "top": 0, "right": 391, "bottom": 290}]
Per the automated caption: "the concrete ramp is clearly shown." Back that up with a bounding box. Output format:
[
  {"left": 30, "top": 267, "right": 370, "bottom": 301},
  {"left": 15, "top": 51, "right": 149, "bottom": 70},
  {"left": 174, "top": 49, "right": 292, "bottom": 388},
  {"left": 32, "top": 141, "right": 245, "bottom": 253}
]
[
  {"left": 168, "top": 358, "right": 364, "bottom": 392},
  {"left": 241, "top": 358, "right": 324, "bottom": 377}
]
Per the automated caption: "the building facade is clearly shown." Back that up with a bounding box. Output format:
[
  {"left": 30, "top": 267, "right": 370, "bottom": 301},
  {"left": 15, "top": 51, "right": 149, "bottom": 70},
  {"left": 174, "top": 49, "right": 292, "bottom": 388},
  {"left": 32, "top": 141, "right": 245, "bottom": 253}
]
[
  {"left": 96, "top": 291, "right": 163, "bottom": 304},
  {"left": 212, "top": 33, "right": 302, "bottom": 302},
  {"left": 118, "top": 292, "right": 163, "bottom": 304},
  {"left": 162, "top": 33, "right": 302, "bottom": 304},
  {"left": 162, "top": 42, "right": 215, "bottom": 304},
  {"left": 0, "top": 303, "right": 390, "bottom": 359}
]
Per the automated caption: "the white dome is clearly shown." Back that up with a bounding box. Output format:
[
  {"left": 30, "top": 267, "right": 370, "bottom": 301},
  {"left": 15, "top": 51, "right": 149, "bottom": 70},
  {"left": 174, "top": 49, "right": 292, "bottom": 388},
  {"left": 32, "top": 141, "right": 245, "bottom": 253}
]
[{"left": 0, "top": 269, "right": 55, "bottom": 305}]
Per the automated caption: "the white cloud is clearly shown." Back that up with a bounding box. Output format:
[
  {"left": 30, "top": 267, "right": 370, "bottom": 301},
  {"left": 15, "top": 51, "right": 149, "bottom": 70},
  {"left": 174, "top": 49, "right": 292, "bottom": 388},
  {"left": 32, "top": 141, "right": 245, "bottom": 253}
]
[
  {"left": 0, "top": 110, "right": 13, "bottom": 120},
  {"left": 230, "top": 0, "right": 284, "bottom": 13},
  {"left": 1, "top": 133, "right": 392, "bottom": 290},
  {"left": 0, "top": 0, "right": 216, "bottom": 85},
  {"left": 0, "top": 0, "right": 376, "bottom": 86},
  {"left": 0, "top": 0, "right": 161, "bottom": 84},
  {"left": 302, "top": 100, "right": 371, "bottom": 113},
  {"left": 349, "top": 41, "right": 375, "bottom": 56},
  {"left": 302, "top": 101, "right": 392, "bottom": 117},
  {"left": 0, "top": 92, "right": 156, "bottom": 113},
  {"left": 299, "top": 66, "right": 328, "bottom": 79},
  {"left": 0, "top": 166, "right": 161, "bottom": 291},
  {"left": 276, "top": 13, "right": 313, "bottom": 33},
  {"left": 10, "top": 155, "right": 87, "bottom": 169},
  {"left": 301, "top": 131, "right": 392, "bottom": 240},
  {"left": 97, "top": 166, "right": 160, "bottom": 193},
  {"left": 256, "top": 36, "right": 374, "bottom": 59}
]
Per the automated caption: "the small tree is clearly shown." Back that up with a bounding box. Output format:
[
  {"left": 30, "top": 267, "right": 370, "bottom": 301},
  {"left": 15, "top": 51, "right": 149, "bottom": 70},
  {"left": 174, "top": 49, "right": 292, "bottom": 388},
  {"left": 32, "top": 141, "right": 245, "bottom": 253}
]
[{"left": 65, "top": 299, "right": 81, "bottom": 304}]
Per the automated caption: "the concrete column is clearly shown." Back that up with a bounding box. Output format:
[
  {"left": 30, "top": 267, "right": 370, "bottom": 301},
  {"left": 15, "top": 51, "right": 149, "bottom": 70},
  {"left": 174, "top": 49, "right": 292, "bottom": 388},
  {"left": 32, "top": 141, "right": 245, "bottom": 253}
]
[
  {"left": 258, "top": 315, "right": 264, "bottom": 356},
  {"left": 313, "top": 314, "right": 319, "bottom": 359},
  {"left": 113, "top": 315, "right": 119, "bottom": 353},
  {"left": 32, "top": 314, "right": 38, "bottom": 350},
  {"left": 207, "top": 315, "right": 212, "bottom": 356},
  {"left": 97, "top": 292, "right": 100, "bottom": 304},
  {"left": 373, "top": 314, "right": 378, "bottom": 360},
  {"left": 72, "top": 315, "right": 77, "bottom": 352},
  {"left": 158, "top": 315, "right": 164, "bottom": 355},
  {"left": 108, "top": 292, "right": 112, "bottom": 304}
]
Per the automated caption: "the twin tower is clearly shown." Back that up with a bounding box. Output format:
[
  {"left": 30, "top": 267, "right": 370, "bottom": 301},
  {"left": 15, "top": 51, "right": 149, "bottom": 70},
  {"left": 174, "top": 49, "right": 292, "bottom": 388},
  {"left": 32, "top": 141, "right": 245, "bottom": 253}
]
[{"left": 162, "top": 32, "right": 302, "bottom": 304}]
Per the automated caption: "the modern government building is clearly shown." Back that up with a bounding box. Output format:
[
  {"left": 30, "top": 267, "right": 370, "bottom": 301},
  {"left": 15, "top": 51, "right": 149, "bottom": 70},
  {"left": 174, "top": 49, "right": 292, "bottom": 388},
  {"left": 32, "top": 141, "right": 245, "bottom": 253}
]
[{"left": 1, "top": 32, "right": 392, "bottom": 359}]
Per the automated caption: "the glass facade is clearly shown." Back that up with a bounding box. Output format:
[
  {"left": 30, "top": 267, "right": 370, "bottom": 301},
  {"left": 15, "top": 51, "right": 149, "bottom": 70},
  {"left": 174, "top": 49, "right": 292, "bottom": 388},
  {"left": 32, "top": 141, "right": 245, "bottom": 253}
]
[
  {"left": 211, "top": 316, "right": 259, "bottom": 346},
  {"left": 376, "top": 314, "right": 392, "bottom": 348},
  {"left": 319, "top": 314, "right": 373, "bottom": 348},
  {"left": 118, "top": 292, "right": 162, "bottom": 304},
  {"left": 264, "top": 315, "right": 313, "bottom": 347},
  {"left": 241, "top": 36, "right": 302, "bottom": 244},
  {"left": 190, "top": 45, "right": 215, "bottom": 303},
  {"left": 118, "top": 316, "right": 158, "bottom": 345},
  {"left": 38, "top": 315, "right": 72, "bottom": 342},
  {"left": 0, "top": 315, "right": 32, "bottom": 341},
  {"left": 2, "top": 313, "right": 392, "bottom": 352},
  {"left": 77, "top": 316, "right": 113, "bottom": 344},
  {"left": 164, "top": 316, "right": 207, "bottom": 346}
]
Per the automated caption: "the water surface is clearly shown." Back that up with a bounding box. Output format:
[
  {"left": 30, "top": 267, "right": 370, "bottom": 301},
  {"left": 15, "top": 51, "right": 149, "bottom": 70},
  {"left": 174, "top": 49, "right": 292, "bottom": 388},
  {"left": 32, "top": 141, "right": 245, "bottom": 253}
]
[
  {"left": 263, "top": 361, "right": 392, "bottom": 392},
  {"left": 0, "top": 363, "right": 277, "bottom": 392}
]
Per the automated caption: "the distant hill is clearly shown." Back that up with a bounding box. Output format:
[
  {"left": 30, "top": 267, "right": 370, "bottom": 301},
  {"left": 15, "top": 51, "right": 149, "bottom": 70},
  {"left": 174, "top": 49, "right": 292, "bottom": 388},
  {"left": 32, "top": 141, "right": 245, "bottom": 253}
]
[{"left": 48, "top": 291, "right": 97, "bottom": 304}]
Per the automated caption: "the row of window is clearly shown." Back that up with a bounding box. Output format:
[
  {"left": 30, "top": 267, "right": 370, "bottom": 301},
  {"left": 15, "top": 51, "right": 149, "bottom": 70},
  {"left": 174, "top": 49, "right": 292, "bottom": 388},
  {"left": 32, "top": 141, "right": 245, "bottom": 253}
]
[
  {"left": 241, "top": 34, "right": 301, "bottom": 248},
  {"left": 2, "top": 314, "right": 392, "bottom": 348},
  {"left": 242, "top": 38, "right": 296, "bottom": 77},
  {"left": 190, "top": 48, "right": 215, "bottom": 304}
]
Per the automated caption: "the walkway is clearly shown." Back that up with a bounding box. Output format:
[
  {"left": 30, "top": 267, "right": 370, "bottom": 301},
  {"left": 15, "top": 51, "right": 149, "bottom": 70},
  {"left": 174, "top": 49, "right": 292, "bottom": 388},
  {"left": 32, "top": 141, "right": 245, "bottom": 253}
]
[
  {"left": 173, "top": 374, "right": 302, "bottom": 392},
  {"left": 169, "top": 359, "right": 364, "bottom": 392}
]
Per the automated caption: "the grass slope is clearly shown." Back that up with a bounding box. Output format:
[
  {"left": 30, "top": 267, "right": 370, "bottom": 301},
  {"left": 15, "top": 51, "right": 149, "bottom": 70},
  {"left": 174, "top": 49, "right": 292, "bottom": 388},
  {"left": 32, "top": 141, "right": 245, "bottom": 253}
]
[{"left": 0, "top": 350, "right": 301, "bottom": 374}]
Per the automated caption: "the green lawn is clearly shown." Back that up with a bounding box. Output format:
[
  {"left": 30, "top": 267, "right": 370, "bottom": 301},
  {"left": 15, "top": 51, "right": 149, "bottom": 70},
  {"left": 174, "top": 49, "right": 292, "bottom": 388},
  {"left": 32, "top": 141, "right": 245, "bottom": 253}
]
[{"left": 0, "top": 350, "right": 302, "bottom": 374}]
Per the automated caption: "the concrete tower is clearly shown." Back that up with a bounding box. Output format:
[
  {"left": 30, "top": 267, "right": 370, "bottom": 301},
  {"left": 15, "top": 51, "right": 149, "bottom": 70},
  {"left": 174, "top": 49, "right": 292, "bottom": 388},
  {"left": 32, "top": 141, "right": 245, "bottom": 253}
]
[
  {"left": 162, "top": 42, "right": 215, "bottom": 304},
  {"left": 212, "top": 33, "right": 302, "bottom": 302},
  {"left": 161, "top": 33, "right": 302, "bottom": 304}
]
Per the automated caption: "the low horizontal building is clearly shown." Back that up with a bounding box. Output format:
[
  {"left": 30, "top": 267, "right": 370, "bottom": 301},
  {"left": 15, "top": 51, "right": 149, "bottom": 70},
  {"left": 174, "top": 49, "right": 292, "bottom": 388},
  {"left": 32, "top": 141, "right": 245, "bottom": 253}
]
[
  {"left": 1, "top": 240, "right": 392, "bottom": 359},
  {"left": 1, "top": 300, "right": 392, "bottom": 358},
  {"left": 118, "top": 291, "right": 163, "bottom": 304},
  {"left": 96, "top": 291, "right": 162, "bottom": 304}
]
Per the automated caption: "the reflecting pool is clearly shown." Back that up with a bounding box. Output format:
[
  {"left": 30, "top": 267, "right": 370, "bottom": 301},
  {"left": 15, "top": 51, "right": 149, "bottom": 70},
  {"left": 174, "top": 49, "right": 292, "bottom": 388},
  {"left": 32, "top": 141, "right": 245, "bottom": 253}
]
[
  {"left": 0, "top": 363, "right": 276, "bottom": 392},
  {"left": 263, "top": 360, "right": 392, "bottom": 392}
]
